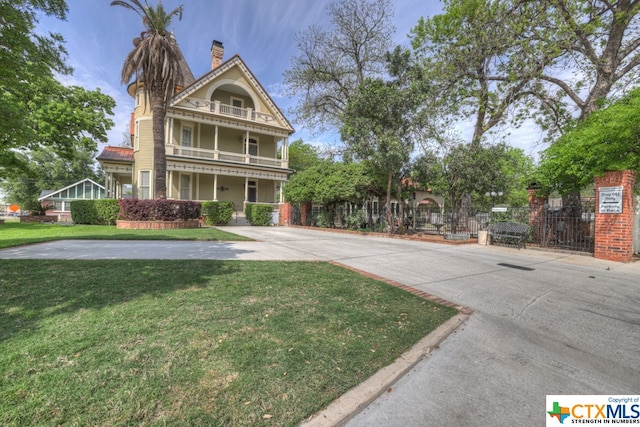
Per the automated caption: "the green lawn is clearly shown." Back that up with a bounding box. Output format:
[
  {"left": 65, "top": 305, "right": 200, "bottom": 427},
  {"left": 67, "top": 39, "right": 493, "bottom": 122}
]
[
  {"left": 0, "top": 221, "right": 251, "bottom": 249},
  {"left": 0, "top": 260, "right": 458, "bottom": 426}
]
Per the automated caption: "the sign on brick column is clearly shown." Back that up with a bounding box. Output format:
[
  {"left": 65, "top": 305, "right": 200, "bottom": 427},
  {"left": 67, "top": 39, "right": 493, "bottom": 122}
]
[{"left": 594, "top": 170, "right": 636, "bottom": 262}]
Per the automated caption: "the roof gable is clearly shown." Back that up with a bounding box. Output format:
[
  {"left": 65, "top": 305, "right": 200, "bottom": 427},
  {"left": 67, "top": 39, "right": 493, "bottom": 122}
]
[
  {"left": 171, "top": 55, "right": 294, "bottom": 132},
  {"left": 38, "top": 178, "right": 105, "bottom": 201}
]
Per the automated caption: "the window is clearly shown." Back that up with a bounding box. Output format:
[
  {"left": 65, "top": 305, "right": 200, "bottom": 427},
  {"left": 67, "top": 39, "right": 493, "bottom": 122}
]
[
  {"left": 135, "top": 89, "right": 142, "bottom": 107},
  {"left": 247, "top": 180, "right": 257, "bottom": 203},
  {"left": 140, "top": 171, "right": 151, "bottom": 199},
  {"left": 230, "top": 96, "right": 244, "bottom": 117},
  {"left": 244, "top": 138, "right": 258, "bottom": 156},
  {"left": 180, "top": 174, "right": 191, "bottom": 200},
  {"left": 181, "top": 126, "right": 192, "bottom": 147},
  {"left": 84, "top": 181, "right": 92, "bottom": 199}
]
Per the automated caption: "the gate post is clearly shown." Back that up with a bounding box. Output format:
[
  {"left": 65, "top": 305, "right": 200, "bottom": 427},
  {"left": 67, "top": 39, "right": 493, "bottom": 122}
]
[
  {"left": 279, "top": 202, "right": 292, "bottom": 226},
  {"left": 527, "top": 184, "right": 547, "bottom": 244},
  {"left": 594, "top": 170, "right": 637, "bottom": 262}
]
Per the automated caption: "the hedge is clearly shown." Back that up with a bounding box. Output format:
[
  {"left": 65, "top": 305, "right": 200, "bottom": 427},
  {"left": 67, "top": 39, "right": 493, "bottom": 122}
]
[
  {"left": 201, "top": 201, "right": 233, "bottom": 225},
  {"left": 118, "top": 199, "right": 201, "bottom": 221},
  {"left": 246, "top": 204, "right": 274, "bottom": 226},
  {"left": 71, "top": 199, "right": 120, "bottom": 225}
]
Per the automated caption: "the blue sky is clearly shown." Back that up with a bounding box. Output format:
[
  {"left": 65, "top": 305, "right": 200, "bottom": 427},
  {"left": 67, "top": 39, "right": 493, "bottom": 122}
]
[{"left": 36, "top": 0, "right": 542, "bottom": 158}]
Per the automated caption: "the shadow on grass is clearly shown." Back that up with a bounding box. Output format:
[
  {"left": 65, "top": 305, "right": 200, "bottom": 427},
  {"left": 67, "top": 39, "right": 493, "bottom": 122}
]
[{"left": 0, "top": 259, "right": 242, "bottom": 342}]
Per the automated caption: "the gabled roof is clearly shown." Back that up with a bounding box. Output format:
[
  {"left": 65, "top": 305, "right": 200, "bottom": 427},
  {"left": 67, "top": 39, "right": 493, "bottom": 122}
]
[
  {"left": 171, "top": 55, "right": 294, "bottom": 133},
  {"left": 97, "top": 146, "right": 134, "bottom": 162},
  {"left": 38, "top": 178, "right": 105, "bottom": 201}
]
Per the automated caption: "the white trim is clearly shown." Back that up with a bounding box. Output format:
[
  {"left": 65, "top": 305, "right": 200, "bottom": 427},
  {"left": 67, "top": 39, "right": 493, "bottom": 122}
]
[{"left": 38, "top": 178, "right": 105, "bottom": 201}]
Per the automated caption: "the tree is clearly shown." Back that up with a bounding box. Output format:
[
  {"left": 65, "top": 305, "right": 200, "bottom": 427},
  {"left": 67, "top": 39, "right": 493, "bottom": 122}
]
[
  {"left": 287, "top": 139, "right": 322, "bottom": 173},
  {"left": 284, "top": 0, "right": 395, "bottom": 134},
  {"left": 410, "top": 0, "right": 551, "bottom": 147},
  {"left": 284, "top": 160, "right": 373, "bottom": 227},
  {"left": 111, "top": 0, "right": 187, "bottom": 199},
  {"left": 535, "top": 0, "right": 640, "bottom": 126},
  {"left": 536, "top": 88, "right": 640, "bottom": 195},
  {"left": 341, "top": 48, "right": 422, "bottom": 231},
  {"left": 413, "top": 142, "right": 533, "bottom": 215},
  {"left": 1, "top": 0, "right": 86, "bottom": 175}
]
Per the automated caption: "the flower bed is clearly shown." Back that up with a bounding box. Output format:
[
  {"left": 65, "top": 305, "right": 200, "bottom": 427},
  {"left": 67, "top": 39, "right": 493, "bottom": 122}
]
[{"left": 116, "top": 219, "right": 200, "bottom": 230}]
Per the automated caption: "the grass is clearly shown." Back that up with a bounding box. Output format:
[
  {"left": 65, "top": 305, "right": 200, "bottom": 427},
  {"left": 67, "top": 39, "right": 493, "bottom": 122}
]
[
  {"left": 0, "top": 221, "right": 251, "bottom": 249},
  {"left": 0, "top": 260, "right": 458, "bottom": 426}
]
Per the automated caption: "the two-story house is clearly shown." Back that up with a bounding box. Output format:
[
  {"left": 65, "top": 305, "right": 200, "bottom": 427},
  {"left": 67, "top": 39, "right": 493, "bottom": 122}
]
[{"left": 97, "top": 40, "right": 294, "bottom": 216}]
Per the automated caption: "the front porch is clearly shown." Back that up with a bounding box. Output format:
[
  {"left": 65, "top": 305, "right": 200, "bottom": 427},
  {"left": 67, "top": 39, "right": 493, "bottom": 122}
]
[{"left": 166, "top": 144, "right": 286, "bottom": 168}]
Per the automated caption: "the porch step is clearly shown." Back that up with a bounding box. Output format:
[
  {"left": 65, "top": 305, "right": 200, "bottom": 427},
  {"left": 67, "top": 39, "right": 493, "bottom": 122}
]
[{"left": 230, "top": 213, "right": 249, "bottom": 226}]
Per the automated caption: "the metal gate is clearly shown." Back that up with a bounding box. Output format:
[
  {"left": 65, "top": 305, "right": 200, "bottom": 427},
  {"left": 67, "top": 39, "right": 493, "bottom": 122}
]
[{"left": 528, "top": 202, "right": 595, "bottom": 254}]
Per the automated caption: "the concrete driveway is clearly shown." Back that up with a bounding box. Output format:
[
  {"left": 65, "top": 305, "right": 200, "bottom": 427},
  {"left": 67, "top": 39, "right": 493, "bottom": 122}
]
[{"left": 1, "top": 226, "right": 638, "bottom": 426}]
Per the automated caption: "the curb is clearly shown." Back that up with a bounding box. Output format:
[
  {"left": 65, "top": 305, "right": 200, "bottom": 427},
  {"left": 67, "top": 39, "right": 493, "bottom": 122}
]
[{"left": 300, "top": 312, "right": 470, "bottom": 427}]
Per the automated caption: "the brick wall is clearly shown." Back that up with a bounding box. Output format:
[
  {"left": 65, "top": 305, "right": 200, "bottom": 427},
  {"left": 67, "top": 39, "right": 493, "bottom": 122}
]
[{"left": 594, "top": 170, "right": 637, "bottom": 263}]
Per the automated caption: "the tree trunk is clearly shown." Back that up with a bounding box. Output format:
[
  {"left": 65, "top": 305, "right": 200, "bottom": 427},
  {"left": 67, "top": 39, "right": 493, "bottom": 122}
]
[
  {"left": 150, "top": 86, "right": 167, "bottom": 199},
  {"left": 385, "top": 170, "right": 394, "bottom": 233}
]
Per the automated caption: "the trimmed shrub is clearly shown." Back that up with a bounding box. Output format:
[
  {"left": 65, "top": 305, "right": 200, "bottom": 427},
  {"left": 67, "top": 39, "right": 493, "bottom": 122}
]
[
  {"left": 118, "top": 199, "right": 201, "bottom": 221},
  {"left": 71, "top": 199, "right": 120, "bottom": 225},
  {"left": 246, "top": 204, "right": 274, "bottom": 226},
  {"left": 344, "top": 210, "right": 364, "bottom": 230},
  {"left": 201, "top": 201, "right": 233, "bottom": 225}
]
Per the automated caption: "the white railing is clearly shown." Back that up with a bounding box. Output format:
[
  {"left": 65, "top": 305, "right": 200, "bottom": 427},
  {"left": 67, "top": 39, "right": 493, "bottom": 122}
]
[
  {"left": 166, "top": 145, "right": 287, "bottom": 168},
  {"left": 180, "top": 98, "right": 277, "bottom": 125}
]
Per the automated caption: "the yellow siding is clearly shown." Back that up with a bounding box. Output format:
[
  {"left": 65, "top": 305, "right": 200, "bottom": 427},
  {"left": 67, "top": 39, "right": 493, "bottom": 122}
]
[{"left": 198, "top": 174, "right": 214, "bottom": 200}]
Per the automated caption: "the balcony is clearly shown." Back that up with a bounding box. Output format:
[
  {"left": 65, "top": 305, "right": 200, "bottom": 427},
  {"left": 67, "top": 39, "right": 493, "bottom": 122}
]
[
  {"left": 166, "top": 145, "right": 288, "bottom": 169},
  {"left": 179, "top": 98, "right": 278, "bottom": 125}
]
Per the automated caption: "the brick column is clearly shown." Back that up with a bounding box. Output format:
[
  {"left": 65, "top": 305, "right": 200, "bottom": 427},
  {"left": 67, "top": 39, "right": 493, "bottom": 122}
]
[
  {"left": 594, "top": 170, "right": 636, "bottom": 262},
  {"left": 279, "top": 203, "right": 292, "bottom": 226},
  {"left": 527, "top": 185, "right": 547, "bottom": 244},
  {"left": 300, "top": 202, "right": 312, "bottom": 226}
]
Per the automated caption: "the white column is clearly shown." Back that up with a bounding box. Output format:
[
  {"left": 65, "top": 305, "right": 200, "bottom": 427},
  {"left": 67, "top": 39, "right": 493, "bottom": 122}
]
[
  {"left": 213, "top": 175, "right": 218, "bottom": 201},
  {"left": 214, "top": 125, "right": 219, "bottom": 151}
]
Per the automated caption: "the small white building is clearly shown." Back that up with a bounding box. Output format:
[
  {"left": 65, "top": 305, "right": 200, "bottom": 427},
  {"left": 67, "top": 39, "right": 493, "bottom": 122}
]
[{"left": 38, "top": 178, "right": 106, "bottom": 221}]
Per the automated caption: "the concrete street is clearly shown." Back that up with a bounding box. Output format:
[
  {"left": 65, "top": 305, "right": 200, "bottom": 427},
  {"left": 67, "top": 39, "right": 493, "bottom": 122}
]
[{"left": 1, "top": 226, "right": 638, "bottom": 426}]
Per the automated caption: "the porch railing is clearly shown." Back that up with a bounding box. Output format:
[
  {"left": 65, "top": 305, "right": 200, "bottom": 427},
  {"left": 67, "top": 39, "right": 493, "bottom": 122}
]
[
  {"left": 180, "top": 98, "right": 278, "bottom": 125},
  {"left": 166, "top": 145, "right": 287, "bottom": 168}
]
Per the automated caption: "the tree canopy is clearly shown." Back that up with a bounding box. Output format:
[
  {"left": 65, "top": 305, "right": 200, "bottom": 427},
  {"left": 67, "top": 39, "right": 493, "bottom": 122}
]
[
  {"left": 284, "top": 0, "right": 395, "bottom": 133},
  {"left": 1, "top": 0, "right": 115, "bottom": 177},
  {"left": 536, "top": 88, "right": 640, "bottom": 195}
]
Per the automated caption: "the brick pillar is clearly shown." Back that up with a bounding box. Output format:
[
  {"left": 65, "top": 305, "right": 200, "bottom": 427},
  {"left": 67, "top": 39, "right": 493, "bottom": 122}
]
[
  {"left": 300, "top": 202, "right": 312, "bottom": 226},
  {"left": 527, "top": 186, "right": 547, "bottom": 244},
  {"left": 594, "top": 170, "right": 636, "bottom": 262},
  {"left": 279, "top": 203, "right": 292, "bottom": 226}
]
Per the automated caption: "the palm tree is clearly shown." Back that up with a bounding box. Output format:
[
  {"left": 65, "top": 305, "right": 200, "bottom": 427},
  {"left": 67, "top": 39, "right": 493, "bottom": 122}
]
[{"left": 111, "top": 0, "right": 188, "bottom": 199}]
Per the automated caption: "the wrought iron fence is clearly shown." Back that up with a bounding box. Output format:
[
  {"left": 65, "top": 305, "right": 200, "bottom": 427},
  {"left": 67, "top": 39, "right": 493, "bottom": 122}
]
[{"left": 288, "top": 201, "right": 596, "bottom": 254}]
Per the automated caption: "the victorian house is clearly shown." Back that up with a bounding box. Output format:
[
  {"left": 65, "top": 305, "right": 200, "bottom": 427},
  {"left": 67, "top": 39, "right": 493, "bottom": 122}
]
[{"left": 97, "top": 40, "right": 294, "bottom": 214}]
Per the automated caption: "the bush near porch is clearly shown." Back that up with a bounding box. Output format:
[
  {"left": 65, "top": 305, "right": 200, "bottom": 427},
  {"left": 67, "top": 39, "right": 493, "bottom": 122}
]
[
  {"left": 201, "top": 201, "right": 233, "bottom": 225},
  {"left": 71, "top": 199, "right": 120, "bottom": 225},
  {"left": 118, "top": 199, "right": 201, "bottom": 221},
  {"left": 246, "top": 203, "right": 274, "bottom": 226}
]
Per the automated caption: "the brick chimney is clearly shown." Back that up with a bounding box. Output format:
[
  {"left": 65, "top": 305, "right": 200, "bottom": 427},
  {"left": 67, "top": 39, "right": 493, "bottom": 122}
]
[{"left": 211, "top": 40, "right": 224, "bottom": 70}]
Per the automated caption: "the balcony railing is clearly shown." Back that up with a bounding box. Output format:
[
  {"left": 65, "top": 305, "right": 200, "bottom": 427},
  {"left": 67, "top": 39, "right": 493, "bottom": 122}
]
[
  {"left": 180, "top": 98, "right": 278, "bottom": 125},
  {"left": 166, "top": 145, "right": 287, "bottom": 168}
]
